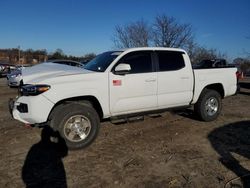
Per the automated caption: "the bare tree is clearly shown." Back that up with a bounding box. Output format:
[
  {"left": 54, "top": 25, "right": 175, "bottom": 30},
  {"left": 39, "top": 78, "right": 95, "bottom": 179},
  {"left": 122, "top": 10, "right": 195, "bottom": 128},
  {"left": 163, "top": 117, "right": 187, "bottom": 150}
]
[
  {"left": 152, "top": 15, "right": 194, "bottom": 50},
  {"left": 190, "top": 46, "right": 227, "bottom": 64},
  {"left": 113, "top": 25, "right": 131, "bottom": 48},
  {"left": 128, "top": 20, "right": 150, "bottom": 47},
  {"left": 113, "top": 20, "right": 150, "bottom": 48},
  {"left": 49, "top": 49, "right": 65, "bottom": 60}
]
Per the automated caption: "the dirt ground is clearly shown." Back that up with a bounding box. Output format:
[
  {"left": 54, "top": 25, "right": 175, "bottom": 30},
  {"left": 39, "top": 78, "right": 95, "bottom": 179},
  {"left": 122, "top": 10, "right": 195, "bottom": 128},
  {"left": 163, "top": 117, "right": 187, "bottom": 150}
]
[{"left": 0, "top": 78, "right": 250, "bottom": 188}]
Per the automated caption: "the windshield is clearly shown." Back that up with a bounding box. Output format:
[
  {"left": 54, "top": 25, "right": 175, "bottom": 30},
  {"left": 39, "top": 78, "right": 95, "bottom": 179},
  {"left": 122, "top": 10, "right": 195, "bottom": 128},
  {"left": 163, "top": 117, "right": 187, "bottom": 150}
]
[{"left": 84, "top": 51, "right": 122, "bottom": 72}]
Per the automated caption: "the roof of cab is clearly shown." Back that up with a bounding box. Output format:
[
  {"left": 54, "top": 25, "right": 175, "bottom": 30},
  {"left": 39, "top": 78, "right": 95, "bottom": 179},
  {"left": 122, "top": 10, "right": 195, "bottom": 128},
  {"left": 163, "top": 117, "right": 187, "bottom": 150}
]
[{"left": 121, "top": 47, "right": 187, "bottom": 54}]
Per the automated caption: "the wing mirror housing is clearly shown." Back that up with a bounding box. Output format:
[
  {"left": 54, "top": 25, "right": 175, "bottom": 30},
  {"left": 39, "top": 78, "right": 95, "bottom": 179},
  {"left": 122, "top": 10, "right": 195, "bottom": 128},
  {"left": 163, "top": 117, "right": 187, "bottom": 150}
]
[{"left": 114, "top": 63, "right": 131, "bottom": 75}]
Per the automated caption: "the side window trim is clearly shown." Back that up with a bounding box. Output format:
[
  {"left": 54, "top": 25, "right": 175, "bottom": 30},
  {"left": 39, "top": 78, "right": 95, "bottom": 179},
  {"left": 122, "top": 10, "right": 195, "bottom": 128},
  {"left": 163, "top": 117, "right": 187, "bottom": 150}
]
[{"left": 152, "top": 51, "right": 159, "bottom": 72}]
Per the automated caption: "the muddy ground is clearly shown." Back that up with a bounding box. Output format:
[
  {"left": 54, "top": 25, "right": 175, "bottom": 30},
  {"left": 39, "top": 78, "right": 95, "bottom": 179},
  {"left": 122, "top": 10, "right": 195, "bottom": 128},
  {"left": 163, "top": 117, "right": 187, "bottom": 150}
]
[{"left": 0, "top": 78, "right": 250, "bottom": 188}]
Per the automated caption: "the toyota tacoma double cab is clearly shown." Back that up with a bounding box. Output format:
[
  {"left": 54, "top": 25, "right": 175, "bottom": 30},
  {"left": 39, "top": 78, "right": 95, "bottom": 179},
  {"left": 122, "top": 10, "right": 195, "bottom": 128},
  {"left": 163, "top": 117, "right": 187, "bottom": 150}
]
[{"left": 9, "top": 47, "right": 237, "bottom": 149}]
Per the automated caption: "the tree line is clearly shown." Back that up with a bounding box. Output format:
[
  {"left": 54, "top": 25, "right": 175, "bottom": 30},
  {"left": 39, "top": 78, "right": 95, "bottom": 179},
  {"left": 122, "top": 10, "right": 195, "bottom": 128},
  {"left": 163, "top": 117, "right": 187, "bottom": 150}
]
[
  {"left": 0, "top": 48, "right": 96, "bottom": 64},
  {"left": 112, "top": 14, "right": 229, "bottom": 64},
  {"left": 48, "top": 48, "right": 96, "bottom": 63}
]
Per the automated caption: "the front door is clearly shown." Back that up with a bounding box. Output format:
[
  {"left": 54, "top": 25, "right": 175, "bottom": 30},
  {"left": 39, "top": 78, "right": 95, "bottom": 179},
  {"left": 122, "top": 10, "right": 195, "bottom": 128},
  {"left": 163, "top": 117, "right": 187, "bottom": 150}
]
[{"left": 109, "top": 51, "right": 157, "bottom": 115}]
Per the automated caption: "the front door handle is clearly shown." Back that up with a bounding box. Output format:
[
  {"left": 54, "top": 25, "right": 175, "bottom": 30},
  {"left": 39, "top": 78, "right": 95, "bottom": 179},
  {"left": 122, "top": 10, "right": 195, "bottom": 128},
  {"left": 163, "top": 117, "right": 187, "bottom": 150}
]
[{"left": 181, "top": 76, "right": 189, "bottom": 80}]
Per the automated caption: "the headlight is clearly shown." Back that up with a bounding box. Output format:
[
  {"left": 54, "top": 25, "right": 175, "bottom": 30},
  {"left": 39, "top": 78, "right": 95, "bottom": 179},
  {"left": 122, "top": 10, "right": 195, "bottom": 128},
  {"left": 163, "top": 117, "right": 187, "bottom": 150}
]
[
  {"left": 20, "top": 84, "right": 51, "bottom": 96},
  {"left": 11, "top": 73, "right": 21, "bottom": 78}
]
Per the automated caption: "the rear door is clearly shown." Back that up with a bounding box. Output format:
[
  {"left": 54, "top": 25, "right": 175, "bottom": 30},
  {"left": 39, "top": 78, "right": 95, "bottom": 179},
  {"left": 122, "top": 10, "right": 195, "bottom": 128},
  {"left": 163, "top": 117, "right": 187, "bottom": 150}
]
[
  {"left": 109, "top": 51, "right": 157, "bottom": 115},
  {"left": 156, "top": 50, "right": 193, "bottom": 108}
]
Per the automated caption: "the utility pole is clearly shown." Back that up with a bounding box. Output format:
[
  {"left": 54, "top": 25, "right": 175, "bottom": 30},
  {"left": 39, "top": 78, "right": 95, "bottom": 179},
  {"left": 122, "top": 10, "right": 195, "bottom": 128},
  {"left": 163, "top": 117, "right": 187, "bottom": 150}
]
[{"left": 18, "top": 45, "right": 20, "bottom": 65}]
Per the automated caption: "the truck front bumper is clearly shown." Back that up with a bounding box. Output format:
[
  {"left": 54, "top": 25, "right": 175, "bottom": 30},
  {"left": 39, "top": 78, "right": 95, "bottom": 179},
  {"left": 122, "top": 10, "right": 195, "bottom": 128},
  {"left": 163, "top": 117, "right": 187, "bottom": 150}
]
[{"left": 9, "top": 95, "right": 55, "bottom": 125}]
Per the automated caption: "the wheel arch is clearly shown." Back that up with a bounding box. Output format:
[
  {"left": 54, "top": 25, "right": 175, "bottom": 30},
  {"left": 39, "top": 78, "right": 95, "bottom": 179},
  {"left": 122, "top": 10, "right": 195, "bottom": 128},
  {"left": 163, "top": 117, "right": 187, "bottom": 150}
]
[
  {"left": 194, "top": 85, "right": 223, "bottom": 121},
  {"left": 48, "top": 95, "right": 104, "bottom": 122},
  {"left": 203, "top": 83, "right": 225, "bottom": 98}
]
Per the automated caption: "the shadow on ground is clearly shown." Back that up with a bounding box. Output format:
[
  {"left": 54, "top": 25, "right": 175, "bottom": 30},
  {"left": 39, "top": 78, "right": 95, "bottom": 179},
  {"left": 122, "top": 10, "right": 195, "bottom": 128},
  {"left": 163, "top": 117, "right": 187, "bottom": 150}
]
[
  {"left": 208, "top": 121, "right": 250, "bottom": 187},
  {"left": 22, "top": 126, "right": 68, "bottom": 188},
  {"left": 173, "top": 108, "right": 200, "bottom": 121}
]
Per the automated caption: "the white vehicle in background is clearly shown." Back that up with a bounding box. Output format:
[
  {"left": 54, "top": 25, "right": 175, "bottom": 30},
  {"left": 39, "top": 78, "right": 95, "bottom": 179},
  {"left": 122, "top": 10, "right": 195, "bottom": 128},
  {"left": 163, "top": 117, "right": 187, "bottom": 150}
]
[
  {"left": 6, "top": 64, "right": 28, "bottom": 87},
  {"left": 9, "top": 47, "right": 237, "bottom": 150},
  {"left": 6, "top": 60, "right": 83, "bottom": 87},
  {"left": 7, "top": 68, "right": 23, "bottom": 87},
  {"left": 7, "top": 65, "right": 31, "bottom": 87}
]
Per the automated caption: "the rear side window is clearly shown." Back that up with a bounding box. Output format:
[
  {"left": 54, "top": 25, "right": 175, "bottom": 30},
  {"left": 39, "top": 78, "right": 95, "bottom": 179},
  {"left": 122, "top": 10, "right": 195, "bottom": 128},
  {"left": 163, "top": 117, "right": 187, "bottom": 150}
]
[
  {"left": 157, "top": 51, "right": 185, "bottom": 71},
  {"left": 117, "top": 51, "right": 153, "bottom": 74}
]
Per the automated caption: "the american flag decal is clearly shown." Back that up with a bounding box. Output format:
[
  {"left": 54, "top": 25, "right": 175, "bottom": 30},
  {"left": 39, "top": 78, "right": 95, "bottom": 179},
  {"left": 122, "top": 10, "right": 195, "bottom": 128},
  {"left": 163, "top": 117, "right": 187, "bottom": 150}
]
[{"left": 113, "top": 80, "right": 122, "bottom": 86}]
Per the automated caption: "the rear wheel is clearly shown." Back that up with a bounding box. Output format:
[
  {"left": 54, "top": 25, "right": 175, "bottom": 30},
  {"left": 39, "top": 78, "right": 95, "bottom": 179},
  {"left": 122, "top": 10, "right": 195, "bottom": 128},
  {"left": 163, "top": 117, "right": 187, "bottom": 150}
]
[
  {"left": 50, "top": 102, "right": 100, "bottom": 149},
  {"left": 194, "top": 89, "right": 222, "bottom": 122}
]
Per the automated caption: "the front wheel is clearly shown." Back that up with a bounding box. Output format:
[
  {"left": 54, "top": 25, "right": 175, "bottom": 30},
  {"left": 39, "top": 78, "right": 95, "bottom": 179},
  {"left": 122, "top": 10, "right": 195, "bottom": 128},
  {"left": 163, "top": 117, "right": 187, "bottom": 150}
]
[
  {"left": 194, "top": 89, "right": 222, "bottom": 122},
  {"left": 50, "top": 102, "right": 100, "bottom": 149}
]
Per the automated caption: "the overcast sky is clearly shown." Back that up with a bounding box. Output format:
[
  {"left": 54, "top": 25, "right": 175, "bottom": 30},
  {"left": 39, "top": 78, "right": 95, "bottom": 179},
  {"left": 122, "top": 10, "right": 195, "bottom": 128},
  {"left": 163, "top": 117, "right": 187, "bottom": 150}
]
[{"left": 0, "top": 0, "right": 249, "bottom": 59}]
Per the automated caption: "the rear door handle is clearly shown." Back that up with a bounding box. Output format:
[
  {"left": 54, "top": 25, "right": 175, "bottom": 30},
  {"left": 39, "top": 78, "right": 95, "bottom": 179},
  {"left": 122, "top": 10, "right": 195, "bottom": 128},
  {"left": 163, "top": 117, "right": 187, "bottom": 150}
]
[{"left": 145, "top": 78, "right": 156, "bottom": 82}]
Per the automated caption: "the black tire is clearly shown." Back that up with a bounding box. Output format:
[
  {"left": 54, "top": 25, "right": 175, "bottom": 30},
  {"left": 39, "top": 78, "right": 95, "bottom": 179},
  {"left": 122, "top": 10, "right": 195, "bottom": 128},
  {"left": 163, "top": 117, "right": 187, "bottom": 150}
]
[
  {"left": 194, "top": 89, "right": 222, "bottom": 122},
  {"left": 50, "top": 102, "right": 100, "bottom": 150}
]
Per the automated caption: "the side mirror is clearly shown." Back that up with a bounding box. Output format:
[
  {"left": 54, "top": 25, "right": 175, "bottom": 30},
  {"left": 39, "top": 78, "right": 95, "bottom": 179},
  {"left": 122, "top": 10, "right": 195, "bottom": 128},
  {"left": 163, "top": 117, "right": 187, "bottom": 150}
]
[{"left": 114, "top": 63, "right": 131, "bottom": 75}]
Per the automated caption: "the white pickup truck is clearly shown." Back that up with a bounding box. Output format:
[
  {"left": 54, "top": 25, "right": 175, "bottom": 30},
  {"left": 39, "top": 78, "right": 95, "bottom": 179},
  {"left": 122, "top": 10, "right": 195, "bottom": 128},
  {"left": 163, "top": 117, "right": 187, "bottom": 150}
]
[{"left": 9, "top": 47, "right": 237, "bottom": 149}]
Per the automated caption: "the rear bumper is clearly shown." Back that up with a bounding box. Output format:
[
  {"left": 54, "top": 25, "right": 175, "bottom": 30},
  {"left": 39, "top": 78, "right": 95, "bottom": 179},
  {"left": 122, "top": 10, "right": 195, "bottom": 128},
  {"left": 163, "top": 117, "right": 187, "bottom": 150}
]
[{"left": 9, "top": 95, "right": 55, "bottom": 124}]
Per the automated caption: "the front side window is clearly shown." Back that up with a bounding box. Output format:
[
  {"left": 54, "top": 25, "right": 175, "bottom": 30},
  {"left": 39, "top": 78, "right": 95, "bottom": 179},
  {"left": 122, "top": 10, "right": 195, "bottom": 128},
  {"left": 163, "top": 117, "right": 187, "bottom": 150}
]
[
  {"left": 157, "top": 51, "right": 185, "bottom": 71},
  {"left": 115, "top": 51, "right": 153, "bottom": 74}
]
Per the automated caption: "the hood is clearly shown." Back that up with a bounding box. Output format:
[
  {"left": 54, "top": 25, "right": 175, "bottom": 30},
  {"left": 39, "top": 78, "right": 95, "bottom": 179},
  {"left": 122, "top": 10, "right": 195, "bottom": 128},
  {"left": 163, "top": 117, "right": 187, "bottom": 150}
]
[{"left": 22, "top": 62, "right": 92, "bottom": 84}]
